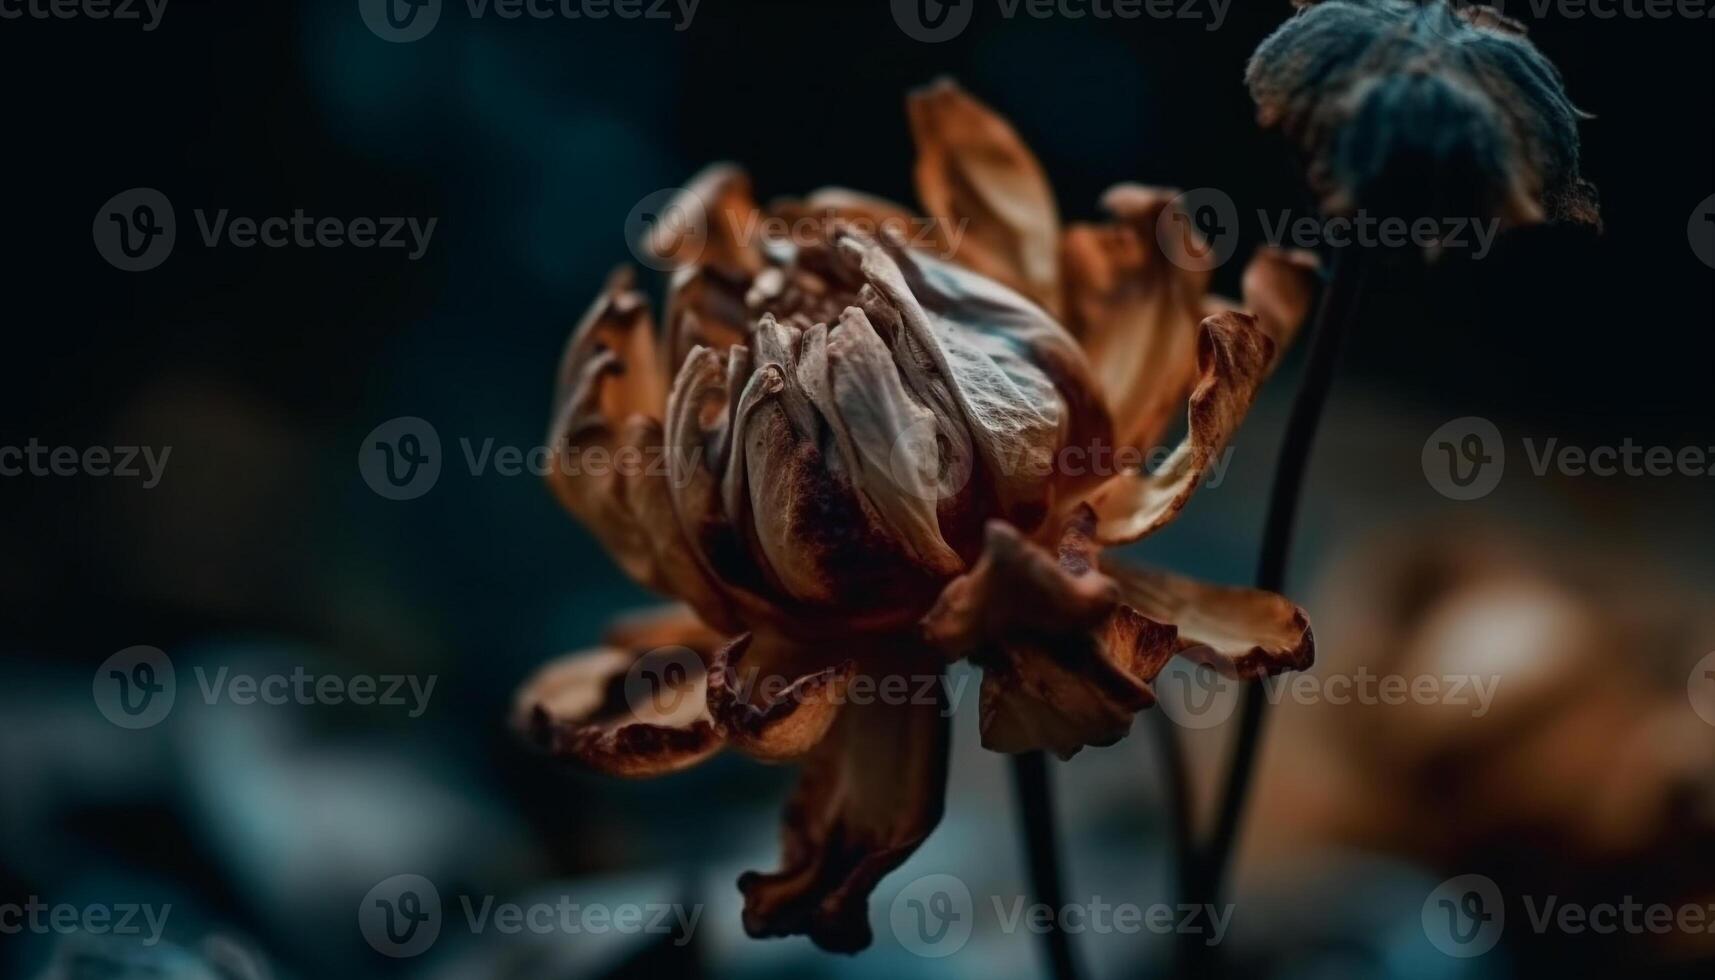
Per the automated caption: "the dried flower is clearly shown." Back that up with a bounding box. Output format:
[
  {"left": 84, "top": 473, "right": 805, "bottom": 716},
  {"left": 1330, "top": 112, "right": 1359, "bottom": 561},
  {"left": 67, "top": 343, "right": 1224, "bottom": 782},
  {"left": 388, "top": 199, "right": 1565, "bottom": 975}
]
[
  {"left": 516, "top": 81, "right": 1318, "bottom": 952},
  {"left": 1247, "top": 0, "right": 1599, "bottom": 228}
]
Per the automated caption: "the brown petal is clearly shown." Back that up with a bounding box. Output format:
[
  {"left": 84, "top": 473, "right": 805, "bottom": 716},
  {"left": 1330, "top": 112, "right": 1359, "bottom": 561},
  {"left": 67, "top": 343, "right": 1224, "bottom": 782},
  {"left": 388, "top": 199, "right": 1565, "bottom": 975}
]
[
  {"left": 908, "top": 79, "right": 1063, "bottom": 314},
  {"left": 513, "top": 606, "right": 726, "bottom": 778},
  {"left": 922, "top": 512, "right": 1176, "bottom": 758},
  {"left": 652, "top": 163, "right": 765, "bottom": 279},
  {"left": 769, "top": 188, "right": 922, "bottom": 248},
  {"left": 1103, "top": 561, "right": 1315, "bottom": 680},
  {"left": 842, "top": 231, "right": 1110, "bottom": 529},
  {"left": 1239, "top": 247, "right": 1321, "bottom": 362},
  {"left": 1084, "top": 311, "right": 1277, "bottom": 545},
  {"left": 738, "top": 671, "right": 950, "bottom": 952},
  {"left": 663, "top": 165, "right": 767, "bottom": 365},
  {"left": 1060, "top": 184, "right": 1214, "bottom": 452},
  {"left": 705, "top": 633, "right": 855, "bottom": 762},
  {"left": 548, "top": 273, "right": 735, "bottom": 630}
]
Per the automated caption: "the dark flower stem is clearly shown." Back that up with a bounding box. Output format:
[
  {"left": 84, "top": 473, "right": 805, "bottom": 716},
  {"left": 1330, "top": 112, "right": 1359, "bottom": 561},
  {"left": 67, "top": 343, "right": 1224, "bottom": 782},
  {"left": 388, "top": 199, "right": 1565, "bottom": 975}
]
[
  {"left": 1192, "top": 250, "right": 1370, "bottom": 951},
  {"left": 1011, "top": 750, "right": 1080, "bottom": 980},
  {"left": 1148, "top": 710, "right": 1195, "bottom": 908}
]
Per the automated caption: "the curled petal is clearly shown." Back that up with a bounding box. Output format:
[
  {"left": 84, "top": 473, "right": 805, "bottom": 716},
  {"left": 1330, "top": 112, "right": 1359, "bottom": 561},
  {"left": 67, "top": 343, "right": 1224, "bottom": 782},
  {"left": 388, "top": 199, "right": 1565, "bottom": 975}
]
[
  {"left": 706, "top": 633, "right": 855, "bottom": 761},
  {"left": 1239, "top": 247, "right": 1320, "bottom": 364},
  {"left": 663, "top": 165, "right": 766, "bottom": 364},
  {"left": 652, "top": 163, "right": 766, "bottom": 279},
  {"left": 1085, "top": 312, "right": 1277, "bottom": 545},
  {"left": 513, "top": 606, "right": 726, "bottom": 777},
  {"left": 1061, "top": 185, "right": 1214, "bottom": 452},
  {"left": 548, "top": 273, "right": 734, "bottom": 628},
  {"left": 1104, "top": 561, "right": 1315, "bottom": 680},
  {"left": 769, "top": 188, "right": 922, "bottom": 248},
  {"left": 842, "top": 231, "right": 1110, "bottom": 528},
  {"left": 923, "top": 507, "right": 1313, "bottom": 757},
  {"left": 909, "top": 79, "right": 1063, "bottom": 314},
  {"left": 922, "top": 512, "right": 1174, "bottom": 758},
  {"left": 738, "top": 673, "right": 950, "bottom": 952},
  {"left": 921, "top": 516, "right": 1116, "bottom": 659}
]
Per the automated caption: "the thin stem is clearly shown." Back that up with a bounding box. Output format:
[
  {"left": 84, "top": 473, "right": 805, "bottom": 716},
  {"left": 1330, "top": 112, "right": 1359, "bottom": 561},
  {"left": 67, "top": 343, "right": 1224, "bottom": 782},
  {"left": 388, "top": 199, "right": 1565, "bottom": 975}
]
[
  {"left": 1010, "top": 750, "right": 1080, "bottom": 980},
  {"left": 1148, "top": 710, "right": 1199, "bottom": 973},
  {"left": 1195, "top": 250, "right": 1370, "bottom": 945}
]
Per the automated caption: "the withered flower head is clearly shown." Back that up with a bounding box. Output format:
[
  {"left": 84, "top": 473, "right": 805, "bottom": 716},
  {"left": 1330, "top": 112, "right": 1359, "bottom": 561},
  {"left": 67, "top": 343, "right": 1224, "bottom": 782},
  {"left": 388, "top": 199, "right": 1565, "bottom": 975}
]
[
  {"left": 515, "top": 80, "right": 1318, "bottom": 952},
  {"left": 1247, "top": 0, "right": 1599, "bottom": 228}
]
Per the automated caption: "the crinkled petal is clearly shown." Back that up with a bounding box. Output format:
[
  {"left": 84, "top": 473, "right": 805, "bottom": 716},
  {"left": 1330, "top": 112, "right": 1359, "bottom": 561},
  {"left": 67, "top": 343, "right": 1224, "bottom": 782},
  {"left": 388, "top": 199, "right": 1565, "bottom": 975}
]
[
  {"left": 1104, "top": 560, "right": 1315, "bottom": 680},
  {"left": 1085, "top": 311, "right": 1278, "bottom": 545},
  {"left": 841, "top": 231, "right": 1111, "bottom": 529},
  {"left": 738, "top": 671, "right": 950, "bottom": 952},
  {"left": 922, "top": 507, "right": 1313, "bottom": 757},
  {"left": 909, "top": 79, "right": 1063, "bottom": 314},
  {"left": 548, "top": 272, "right": 734, "bottom": 629},
  {"left": 922, "top": 512, "right": 1175, "bottom": 758},
  {"left": 1238, "top": 246, "right": 1320, "bottom": 361},
  {"left": 706, "top": 633, "right": 855, "bottom": 762},
  {"left": 663, "top": 165, "right": 767, "bottom": 364},
  {"left": 513, "top": 606, "right": 726, "bottom": 777},
  {"left": 1060, "top": 185, "right": 1214, "bottom": 452},
  {"left": 769, "top": 188, "right": 923, "bottom": 248}
]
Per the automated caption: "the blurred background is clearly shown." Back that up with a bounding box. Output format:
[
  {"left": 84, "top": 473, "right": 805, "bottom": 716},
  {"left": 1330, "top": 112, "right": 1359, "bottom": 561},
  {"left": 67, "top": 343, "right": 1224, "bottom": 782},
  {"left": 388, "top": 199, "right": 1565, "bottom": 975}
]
[{"left": 1, "top": 0, "right": 1711, "bottom": 977}]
